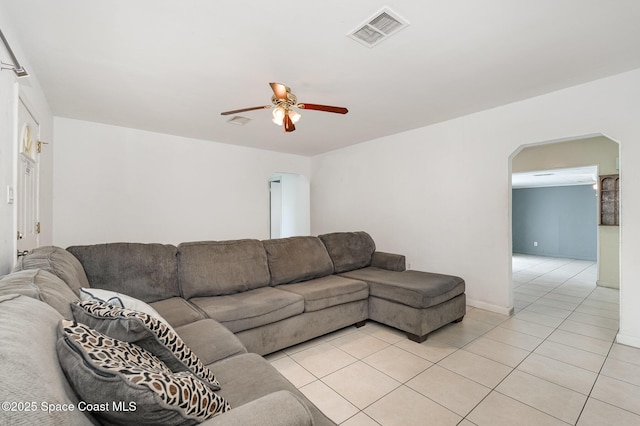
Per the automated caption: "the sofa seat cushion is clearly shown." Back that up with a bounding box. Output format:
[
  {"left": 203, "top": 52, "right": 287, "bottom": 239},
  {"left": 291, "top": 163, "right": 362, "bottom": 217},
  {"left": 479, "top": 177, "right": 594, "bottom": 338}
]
[
  {"left": 276, "top": 275, "right": 369, "bottom": 312},
  {"left": 0, "top": 295, "right": 95, "bottom": 426},
  {"left": 210, "top": 353, "right": 334, "bottom": 426},
  {"left": 190, "top": 287, "right": 304, "bottom": 333},
  {"left": 174, "top": 319, "right": 247, "bottom": 365},
  {"left": 263, "top": 236, "right": 334, "bottom": 285},
  {"left": 151, "top": 296, "right": 207, "bottom": 328},
  {"left": 0, "top": 269, "right": 79, "bottom": 319},
  {"left": 340, "top": 267, "right": 465, "bottom": 309},
  {"left": 178, "top": 240, "right": 271, "bottom": 299},
  {"left": 200, "top": 391, "right": 313, "bottom": 426},
  {"left": 67, "top": 243, "right": 180, "bottom": 303}
]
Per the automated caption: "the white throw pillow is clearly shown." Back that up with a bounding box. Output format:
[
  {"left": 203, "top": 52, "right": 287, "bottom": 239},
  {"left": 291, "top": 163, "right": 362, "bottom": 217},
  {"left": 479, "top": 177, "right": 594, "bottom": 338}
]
[{"left": 79, "top": 288, "right": 176, "bottom": 334}]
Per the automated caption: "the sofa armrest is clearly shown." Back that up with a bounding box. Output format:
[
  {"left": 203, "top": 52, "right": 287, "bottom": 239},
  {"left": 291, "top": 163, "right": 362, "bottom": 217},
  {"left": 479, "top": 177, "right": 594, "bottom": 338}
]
[
  {"left": 371, "top": 251, "right": 406, "bottom": 272},
  {"left": 200, "top": 391, "right": 313, "bottom": 426}
]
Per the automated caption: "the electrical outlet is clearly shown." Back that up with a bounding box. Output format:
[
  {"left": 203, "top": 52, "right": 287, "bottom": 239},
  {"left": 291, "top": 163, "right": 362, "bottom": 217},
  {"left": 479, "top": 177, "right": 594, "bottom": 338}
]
[{"left": 533, "top": 241, "right": 538, "bottom": 247}]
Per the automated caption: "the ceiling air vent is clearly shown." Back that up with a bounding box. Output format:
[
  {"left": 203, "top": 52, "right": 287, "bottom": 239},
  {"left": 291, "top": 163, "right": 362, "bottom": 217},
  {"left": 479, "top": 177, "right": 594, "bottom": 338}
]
[
  {"left": 348, "top": 7, "right": 410, "bottom": 48},
  {"left": 226, "top": 116, "right": 251, "bottom": 126}
]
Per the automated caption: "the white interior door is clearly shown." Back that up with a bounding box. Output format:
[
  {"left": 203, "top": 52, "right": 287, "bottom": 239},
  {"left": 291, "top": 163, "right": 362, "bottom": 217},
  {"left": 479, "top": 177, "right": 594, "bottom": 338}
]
[{"left": 16, "top": 99, "right": 40, "bottom": 257}]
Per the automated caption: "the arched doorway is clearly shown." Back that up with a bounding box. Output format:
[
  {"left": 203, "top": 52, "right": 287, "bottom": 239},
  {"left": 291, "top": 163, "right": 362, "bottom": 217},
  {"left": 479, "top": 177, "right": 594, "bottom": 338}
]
[{"left": 509, "top": 135, "right": 620, "bottom": 313}]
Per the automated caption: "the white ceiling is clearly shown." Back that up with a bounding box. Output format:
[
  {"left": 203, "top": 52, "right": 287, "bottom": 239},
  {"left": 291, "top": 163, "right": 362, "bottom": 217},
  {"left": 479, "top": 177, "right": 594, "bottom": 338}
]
[
  {"left": 2, "top": 1, "right": 640, "bottom": 156},
  {"left": 512, "top": 166, "right": 598, "bottom": 189}
]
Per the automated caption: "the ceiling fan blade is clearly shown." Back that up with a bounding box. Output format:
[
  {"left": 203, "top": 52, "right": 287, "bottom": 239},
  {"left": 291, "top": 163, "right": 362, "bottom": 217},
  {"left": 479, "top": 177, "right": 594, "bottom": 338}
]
[
  {"left": 269, "top": 82, "right": 288, "bottom": 101},
  {"left": 283, "top": 114, "right": 296, "bottom": 132},
  {"left": 220, "top": 105, "right": 269, "bottom": 115},
  {"left": 297, "top": 103, "right": 348, "bottom": 114}
]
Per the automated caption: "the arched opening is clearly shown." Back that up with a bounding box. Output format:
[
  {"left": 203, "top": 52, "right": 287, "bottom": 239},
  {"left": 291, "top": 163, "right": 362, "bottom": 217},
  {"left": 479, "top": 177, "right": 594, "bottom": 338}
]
[{"left": 508, "top": 134, "right": 620, "bottom": 318}]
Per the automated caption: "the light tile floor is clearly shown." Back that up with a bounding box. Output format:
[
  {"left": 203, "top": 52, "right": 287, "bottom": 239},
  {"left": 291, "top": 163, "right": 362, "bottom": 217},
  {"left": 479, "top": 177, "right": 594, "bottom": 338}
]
[{"left": 266, "top": 255, "right": 640, "bottom": 425}]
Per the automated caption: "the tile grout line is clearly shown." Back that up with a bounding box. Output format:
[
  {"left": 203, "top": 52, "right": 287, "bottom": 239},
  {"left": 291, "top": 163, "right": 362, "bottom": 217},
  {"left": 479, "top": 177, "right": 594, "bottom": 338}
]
[
  {"left": 509, "top": 256, "right": 625, "bottom": 424},
  {"left": 573, "top": 338, "right": 617, "bottom": 425},
  {"left": 471, "top": 256, "right": 599, "bottom": 424}
]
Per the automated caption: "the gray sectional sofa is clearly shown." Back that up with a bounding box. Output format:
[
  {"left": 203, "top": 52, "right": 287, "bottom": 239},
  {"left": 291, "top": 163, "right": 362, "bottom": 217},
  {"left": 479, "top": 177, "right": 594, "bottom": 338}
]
[{"left": 0, "top": 231, "right": 465, "bottom": 425}]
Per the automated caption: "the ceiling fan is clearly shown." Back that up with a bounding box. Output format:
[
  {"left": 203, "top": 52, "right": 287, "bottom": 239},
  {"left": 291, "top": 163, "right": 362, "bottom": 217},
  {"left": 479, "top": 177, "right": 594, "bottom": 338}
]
[{"left": 221, "top": 82, "right": 348, "bottom": 133}]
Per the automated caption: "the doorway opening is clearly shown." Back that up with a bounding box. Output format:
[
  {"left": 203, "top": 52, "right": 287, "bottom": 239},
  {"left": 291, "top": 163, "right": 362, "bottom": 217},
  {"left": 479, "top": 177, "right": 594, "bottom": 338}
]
[
  {"left": 509, "top": 135, "right": 620, "bottom": 315},
  {"left": 269, "top": 173, "right": 310, "bottom": 239},
  {"left": 16, "top": 97, "right": 40, "bottom": 262},
  {"left": 512, "top": 165, "right": 598, "bottom": 260}
]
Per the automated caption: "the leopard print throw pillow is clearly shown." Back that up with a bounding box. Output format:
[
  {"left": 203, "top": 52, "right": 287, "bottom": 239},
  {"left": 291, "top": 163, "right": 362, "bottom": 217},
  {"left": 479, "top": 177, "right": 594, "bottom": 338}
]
[
  {"left": 58, "top": 320, "right": 230, "bottom": 424},
  {"left": 72, "top": 299, "right": 220, "bottom": 390}
]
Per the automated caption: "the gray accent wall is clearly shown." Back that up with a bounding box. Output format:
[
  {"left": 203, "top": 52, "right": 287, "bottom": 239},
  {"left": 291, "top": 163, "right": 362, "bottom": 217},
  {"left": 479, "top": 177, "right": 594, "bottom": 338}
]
[{"left": 512, "top": 185, "right": 597, "bottom": 260}]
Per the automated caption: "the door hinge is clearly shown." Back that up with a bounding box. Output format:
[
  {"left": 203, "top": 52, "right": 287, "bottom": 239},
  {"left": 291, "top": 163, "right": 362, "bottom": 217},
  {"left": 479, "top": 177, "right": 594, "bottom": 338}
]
[
  {"left": 37, "top": 140, "right": 48, "bottom": 153},
  {"left": 36, "top": 222, "right": 40, "bottom": 234}
]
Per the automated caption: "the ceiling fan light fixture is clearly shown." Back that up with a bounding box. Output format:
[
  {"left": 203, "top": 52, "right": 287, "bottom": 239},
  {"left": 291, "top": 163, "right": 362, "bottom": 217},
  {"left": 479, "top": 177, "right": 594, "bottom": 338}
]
[
  {"left": 288, "top": 110, "right": 301, "bottom": 124},
  {"left": 272, "top": 106, "right": 285, "bottom": 125}
]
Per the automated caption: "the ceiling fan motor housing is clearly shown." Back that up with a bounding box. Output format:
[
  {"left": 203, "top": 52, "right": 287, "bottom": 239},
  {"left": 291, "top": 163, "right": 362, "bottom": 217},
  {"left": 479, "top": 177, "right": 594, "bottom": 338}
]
[{"left": 271, "top": 89, "right": 297, "bottom": 108}]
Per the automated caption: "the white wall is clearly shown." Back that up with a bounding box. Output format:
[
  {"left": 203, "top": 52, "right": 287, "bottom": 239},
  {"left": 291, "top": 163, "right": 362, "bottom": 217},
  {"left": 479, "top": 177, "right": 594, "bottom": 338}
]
[
  {"left": 311, "top": 69, "right": 640, "bottom": 348},
  {"left": 52, "top": 118, "right": 310, "bottom": 247},
  {"left": 0, "top": 15, "right": 54, "bottom": 275},
  {"left": 0, "top": 68, "right": 18, "bottom": 274}
]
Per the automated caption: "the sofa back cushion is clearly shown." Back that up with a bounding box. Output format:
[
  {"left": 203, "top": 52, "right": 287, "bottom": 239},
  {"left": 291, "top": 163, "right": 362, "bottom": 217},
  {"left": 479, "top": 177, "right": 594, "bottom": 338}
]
[
  {"left": 178, "top": 240, "right": 270, "bottom": 299},
  {"left": 0, "top": 294, "right": 95, "bottom": 426},
  {"left": 263, "top": 236, "right": 334, "bottom": 285},
  {"left": 67, "top": 243, "right": 180, "bottom": 303},
  {"left": 318, "top": 231, "right": 377, "bottom": 273},
  {"left": 0, "top": 269, "right": 79, "bottom": 319},
  {"left": 13, "top": 246, "right": 89, "bottom": 296}
]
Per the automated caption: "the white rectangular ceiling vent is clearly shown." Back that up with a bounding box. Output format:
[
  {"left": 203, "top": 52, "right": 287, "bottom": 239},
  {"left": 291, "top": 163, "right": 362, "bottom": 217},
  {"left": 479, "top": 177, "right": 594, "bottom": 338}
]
[
  {"left": 226, "top": 116, "right": 251, "bottom": 126},
  {"left": 348, "top": 7, "right": 410, "bottom": 48}
]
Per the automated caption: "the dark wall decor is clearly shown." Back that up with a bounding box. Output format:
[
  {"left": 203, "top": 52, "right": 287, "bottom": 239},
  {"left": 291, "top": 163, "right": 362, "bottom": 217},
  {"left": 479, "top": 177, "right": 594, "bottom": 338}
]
[{"left": 599, "top": 174, "right": 619, "bottom": 226}]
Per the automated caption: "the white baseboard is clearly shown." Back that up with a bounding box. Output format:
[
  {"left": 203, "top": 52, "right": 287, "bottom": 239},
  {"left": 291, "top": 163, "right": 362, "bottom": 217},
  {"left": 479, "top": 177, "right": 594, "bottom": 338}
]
[
  {"left": 596, "top": 280, "right": 620, "bottom": 290},
  {"left": 616, "top": 333, "right": 640, "bottom": 349},
  {"left": 466, "top": 298, "right": 514, "bottom": 316}
]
